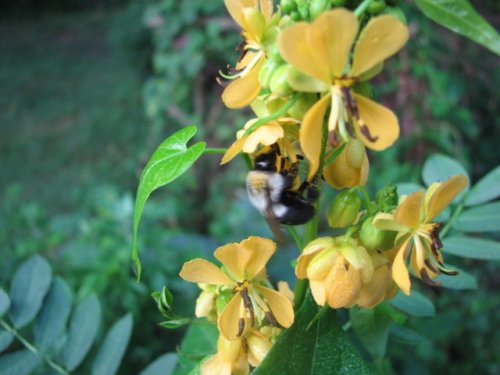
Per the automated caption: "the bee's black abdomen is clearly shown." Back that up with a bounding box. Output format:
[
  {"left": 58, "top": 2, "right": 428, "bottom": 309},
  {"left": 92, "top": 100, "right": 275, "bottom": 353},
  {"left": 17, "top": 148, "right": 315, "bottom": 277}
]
[{"left": 276, "top": 192, "right": 315, "bottom": 225}]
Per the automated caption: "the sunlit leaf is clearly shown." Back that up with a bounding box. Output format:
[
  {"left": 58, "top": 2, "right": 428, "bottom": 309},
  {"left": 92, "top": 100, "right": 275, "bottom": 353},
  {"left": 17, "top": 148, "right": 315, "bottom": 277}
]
[
  {"left": 132, "top": 125, "right": 206, "bottom": 279},
  {"left": 442, "top": 236, "right": 500, "bottom": 260},
  {"left": 464, "top": 166, "right": 500, "bottom": 206},
  {"left": 453, "top": 202, "right": 500, "bottom": 232},
  {"left": 253, "top": 293, "right": 371, "bottom": 375},
  {"left": 9, "top": 255, "right": 52, "bottom": 329},
  {"left": 63, "top": 294, "right": 101, "bottom": 371},
  {"left": 92, "top": 314, "right": 133, "bottom": 375},
  {"left": 415, "top": 0, "right": 500, "bottom": 55},
  {"left": 388, "top": 291, "right": 435, "bottom": 317},
  {"left": 34, "top": 277, "right": 73, "bottom": 350}
]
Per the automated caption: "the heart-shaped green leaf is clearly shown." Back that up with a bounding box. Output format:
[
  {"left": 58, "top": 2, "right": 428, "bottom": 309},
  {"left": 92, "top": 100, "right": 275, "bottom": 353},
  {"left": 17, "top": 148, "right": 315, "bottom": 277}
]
[{"left": 131, "top": 126, "right": 205, "bottom": 279}]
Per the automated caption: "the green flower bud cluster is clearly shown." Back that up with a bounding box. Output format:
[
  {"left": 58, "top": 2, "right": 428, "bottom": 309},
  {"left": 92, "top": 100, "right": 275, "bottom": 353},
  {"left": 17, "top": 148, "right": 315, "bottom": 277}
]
[{"left": 280, "top": 0, "right": 347, "bottom": 21}]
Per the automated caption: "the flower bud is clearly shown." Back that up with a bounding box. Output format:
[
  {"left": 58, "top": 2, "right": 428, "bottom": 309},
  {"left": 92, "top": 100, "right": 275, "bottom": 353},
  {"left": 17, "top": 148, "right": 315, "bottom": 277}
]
[
  {"left": 217, "top": 335, "right": 243, "bottom": 363},
  {"left": 309, "top": 0, "right": 330, "bottom": 19},
  {"left": 323, "top": 140, "right": 369, "bottom": 189},
  {"left": 259, "top": 59, "right": 280, "bottom": 89},
  {"left": 270, "top": 64, "right": 293, "bottom": 97},
  {"left": 368, "top": 0, "right": 386, "bottom": 15},
  {"left": 280, "top": 0, "right": 296, "bottom": 14},
  {"left": 375, "top": 184, "right": 398, "bottom": 212},
  {"left": 327, "top": 190, "right": 361, "bottom": 228},
  {"left": 287, "top": 93, "right": 316, "bottom": 119},
  {"left": 195, "top": 289, "right": 216, "bottom": 318},
  {"left": 267, "top": 44, "right": 284, "bottom": 64},
  {"left": 331, "top": 0, "right": 346, "bottom": 6},
  {"left": 359, "top": 216, "right": 396, "bottom": 252},
  {"left": 247, "top": 333, "right": 272, "bottom": 365}
]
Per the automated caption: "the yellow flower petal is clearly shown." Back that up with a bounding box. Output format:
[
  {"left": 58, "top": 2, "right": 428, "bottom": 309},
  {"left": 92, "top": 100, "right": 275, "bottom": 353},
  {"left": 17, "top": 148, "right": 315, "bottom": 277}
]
[
  {"left": 339, "top": 245, "right": 374, "bottom": 283},
  {"left": 242, "top": 122, "right": 284, "bottom": 153},
  {"left": 306, "top": 248, "right": 339, "bottom": 281},
  {"left": 356, "top": 265, "right": 390, "bottom": 309},
  {"left": 302, "top": 237, "right": 336, "bottom": 255},
  {"left": 259, "top": 0, "right": 273, "bottom": 20},
  {"left": 255, "top": 285, "right": 294, "bottom": 328},
  {"left": 309, "top": 9, "right": 358, "bottom": 77},
  {"left": 218, "top": 294, "right": 245, "bottom": 340},
  {"left": 354, "top": 93, "right": 400, "bottom": 151},
  {"left": 201, "top": 354, "right": 232, "bottom": 375},
  {"left": 279, "top": 23, "right": 330, "bottom": 82},
  {"left": 224, "top": 0, "right": 257, "bottom": 29},
  {"left": 277, "top": 281, "right": 294, "bottom": 303},
  {"left": 310, "top": 280, "right": 327, "bottom": 306},
  {"left": 243, "top": 7, "right": 266, "bottom": 41},
  {"left": 215, "top": 243, "right": 252, "bottom": 280},
  {"left": 241, "top": 236, "right": 276, "bottom": 279},
  {"left": 222, "top": 58, "right": 264, "bottom": 109},
  {"left": 300, "top": 94, "right": 330, "bottom": 180},
  {"left": 179, "top": 259, "right": 234, "bottom": 285},
  {"left": 221, "top": 137, "right": 247, "bottom": 165},
  {"left": 350, "top": 15, "right": 409, "bottom": 77},
  {"left": 373, "top": 212, "right": 409, "bottom": 232},
  {"left": 392, "top": 240, "right": 411, "bottom": 295},
  {"left": 394, "top": 191, "right": 424, "bottom": 228},
  {"left": 295, "top": 252, "right": 317, "bottom": 279},
  {"left": 287, "top": 66, "right": 330, "bottom": 93},
  {"left": 325, "top": 257, "right": 361, "bottom": 308},
  {"left": 425, "top": 174, "right": 468, "bottom": 222}
]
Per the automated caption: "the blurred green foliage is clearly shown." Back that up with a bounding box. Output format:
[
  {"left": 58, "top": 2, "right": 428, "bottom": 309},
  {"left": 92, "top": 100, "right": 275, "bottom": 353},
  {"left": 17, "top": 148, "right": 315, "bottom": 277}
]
[{"left": 0, "top": 0, "right": 498, "bottom": 374}]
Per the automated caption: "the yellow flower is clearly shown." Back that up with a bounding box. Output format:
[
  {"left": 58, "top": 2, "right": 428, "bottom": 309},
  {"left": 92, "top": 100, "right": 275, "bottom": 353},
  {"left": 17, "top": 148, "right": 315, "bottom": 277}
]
[
  {"left": 202, "top": 334, "right": 249, "bottom": 375},
  {"left": 373, "top": 175, "right": 468, "bottom": 295},
  {"left": 278, "top": 9, "right": 409, "bottom": 179},
  {"left": 323, "top": 139, "right": 369, "bottom": 189},
  {"left": 221, "top": 99, "right": 299, "bottom": 164},
  {"left": 180, "top": 236, "right": 294, "bottom": 340},
  {"left": 221, "top": 0, "right": 279, "bottom": 108},
  {"left": 356, "top": 251, "right": 398, "bottom": 308},
  {"left": 296, "top": 236, "right": 374, "bottom": 308}
]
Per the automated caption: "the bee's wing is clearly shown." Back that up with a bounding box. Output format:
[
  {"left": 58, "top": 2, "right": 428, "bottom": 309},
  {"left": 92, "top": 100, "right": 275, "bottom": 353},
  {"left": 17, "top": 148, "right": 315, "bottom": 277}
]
[{"left": 264, "top": 189, "right": 287, "bottom": 244}]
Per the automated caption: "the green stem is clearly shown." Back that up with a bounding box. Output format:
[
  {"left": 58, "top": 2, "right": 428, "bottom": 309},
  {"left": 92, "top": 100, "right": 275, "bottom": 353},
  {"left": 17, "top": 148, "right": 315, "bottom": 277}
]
[
  {"left": 0, "top": 319, "right": 70, "bottom": 375},
  {"left": 354, "top": 0, "right": 375, "bottom": 17},
  {"left": 203, "top": 148, "right": 227, "bottom": 155},
  {"left": 352, "top": 185, "right": 374, "bottom": 213},
  {"left": 440, "top": 202, "right": 464, "bottom": 238},
  {"left": 243, "top": 94, "right": 299, "bottom": 136},
  {"left": 286, "top": 226, "right": 303, "bottom": 250}
]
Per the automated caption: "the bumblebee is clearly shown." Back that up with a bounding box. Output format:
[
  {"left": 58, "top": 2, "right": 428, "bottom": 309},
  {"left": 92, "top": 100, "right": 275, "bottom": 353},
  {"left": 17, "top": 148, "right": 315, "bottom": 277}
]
[{"left": 246, "top": 145, "right": 319, "bottom": 234}]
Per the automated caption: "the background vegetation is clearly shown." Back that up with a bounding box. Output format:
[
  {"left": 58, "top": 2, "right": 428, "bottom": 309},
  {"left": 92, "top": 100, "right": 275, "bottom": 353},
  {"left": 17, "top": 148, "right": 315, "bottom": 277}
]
[{"left": 0, "top": 0, "right": 498, "bottom": 373}]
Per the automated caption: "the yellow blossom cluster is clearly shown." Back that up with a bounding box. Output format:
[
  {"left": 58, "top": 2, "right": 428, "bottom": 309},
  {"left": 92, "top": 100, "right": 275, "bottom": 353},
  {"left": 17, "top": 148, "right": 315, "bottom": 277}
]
[
  {"left": 220, "top": 0, "right": 409, "bottom": 187},
  {"left": 179, "top": 237, "right": 294, "bottom": 375}
]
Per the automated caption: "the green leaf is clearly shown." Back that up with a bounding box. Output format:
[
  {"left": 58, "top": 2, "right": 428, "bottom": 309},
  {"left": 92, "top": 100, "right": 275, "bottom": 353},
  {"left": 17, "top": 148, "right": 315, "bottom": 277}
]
[
  {"left": 0, "top": 289, "right": 9, "bottom": 318},
  {"left": 453, "top": 202, "right": 500, "bottom": 232},
  {"left": 173, "top": 323, "right": 218, "bottom": 375},
  {"left": 389, "top": 326, "right": 428, "bottom": 345},
  {"left": 435, "top": 267, "right": 477, "bottom": 289},
  {"left": 388, "top": 291, "right": 435, "bottom": 317},
  {"left": 63, "top": 294, "right": 101, "bottom": 371},
  {"left": 92, "top": 313, "right": 133, "bottom": 375},
  {"left": 442, "top": 236, "right": 500, "bottom": 260},
  {"left": 414, "top": 0, "right": 500, "bottom": 55},
  {"left": 0, "top": 331, "right": 14, "bottom": 353},
  {"left": 252, "top": 294, "right": 372, "bottom": 375},
  {"left": 139, "top": 353, "right": 177, "bottom": 375},
  {"left": 34, "top": 277, "right": 73, "bottom": 350},
  {"left": 0, "top": 350, "right": 41, "bottom": 375},
  {"left": 465, "top": 166, "right": 500, "bottom": 206},
  {"left": 9, "top": 255, "right": 52, "bottom": 329},
  {"left": 350, "top": 307, "right": 393, "bottom": 360},
  {"left": 421, "top": 154, "right": 469, "bottom": 197},
  {"left": 131, "top": 126, "right": 206, "bottom": 279}
]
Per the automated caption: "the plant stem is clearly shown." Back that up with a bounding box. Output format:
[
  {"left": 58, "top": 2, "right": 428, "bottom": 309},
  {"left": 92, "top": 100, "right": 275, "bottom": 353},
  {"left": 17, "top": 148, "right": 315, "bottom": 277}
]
[
  {"left": 440, "top": 202, "right": 464, "bottom": 238},
  {"left": 354, "top": 0, "right": 375, "bottom": 17},
  {"left": 203, "top": 148, "right": 227, "bottom": 154},
  {"left": 0, "top": 319, "right": 70, "bottom": 375},
  {"left": 286, "top": 225, "right": 303, "bottom": 250},
  {"left": 243, "top": 93, "right": 299, "bottom": 136},
  {"left": 352, "top": 185, "right": 374, "bottom": 213}
]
